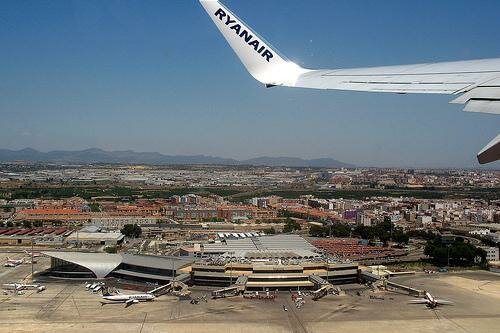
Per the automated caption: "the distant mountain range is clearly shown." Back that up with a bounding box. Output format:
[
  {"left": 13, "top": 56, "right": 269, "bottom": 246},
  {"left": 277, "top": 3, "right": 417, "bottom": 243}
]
[{"left": 0, "top": 148, "right": 354, "bottom": 168}]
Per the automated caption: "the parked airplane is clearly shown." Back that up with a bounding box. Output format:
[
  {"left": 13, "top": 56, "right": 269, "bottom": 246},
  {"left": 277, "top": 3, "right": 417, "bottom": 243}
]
[
  {"left": 100, "top": 288, "right": 155, "bottom": 307},
  {"left": 408, "top": 291, "right": 453, "bottom": 308},
  {"left": 3, "top": 283, "right": 46, "bottom": 292},
  {"left": 199, "top": 0, "right": 500, "bottom": 164},
  {"left": 4, "top": 257, "right": 24, "bottom": 267},
  {"left": 24, "top": 251, "right": 42, "bottom": 258}
]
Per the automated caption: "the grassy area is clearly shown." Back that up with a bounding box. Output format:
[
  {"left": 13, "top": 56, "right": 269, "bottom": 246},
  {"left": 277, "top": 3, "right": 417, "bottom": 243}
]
[
  {"left": 0, "top": 186, "right": 244, "bottom": 200},
  {"left": 0, "top": 185, "right": 497, "bottom": 201},
  {"left": 386, "top": 261, "right": 486, "bottom": 272},
  {"left": 385, "top": 261, "right": 437, "bottom": 271}
]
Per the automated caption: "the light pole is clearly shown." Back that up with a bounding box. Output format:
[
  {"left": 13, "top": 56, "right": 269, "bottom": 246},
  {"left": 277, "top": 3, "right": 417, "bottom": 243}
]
[
  {"left": 229, "top": 252, "right": 234, "bottom": 286},
  {"left": 325, "top": 251, "right": 329, "bottom": 282},
  {"left": 75, "top": 225, "right": 79, "bottom": 249},
  {"left": 447, "top": 244, "right": 451, "bottom": 267},
  {"left": 31, "top": 237, "right": 34, "bottom": 283},
  {"left": 171, "top": 256, "right": 175, "bottom": 282}
]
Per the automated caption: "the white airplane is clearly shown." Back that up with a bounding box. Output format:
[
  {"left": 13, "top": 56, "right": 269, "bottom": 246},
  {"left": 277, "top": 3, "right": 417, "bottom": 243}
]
[
  {"left": 100, "top": 289, "right": 155, "bottom": 307},
  {"left": 4, "top": 257, "right": 24, "bottom": 267},
  {"left": 24, "top": 251, "right": 42, "bottom": 258},
  {"left": 199, "top": 0, "right": 500, "bottom": 164},
  {"left": 408, "top": 291, "right": 453, "bottom": 309},
  {"left": 3, "top": 283, "right": 46, "bottom": 292}
]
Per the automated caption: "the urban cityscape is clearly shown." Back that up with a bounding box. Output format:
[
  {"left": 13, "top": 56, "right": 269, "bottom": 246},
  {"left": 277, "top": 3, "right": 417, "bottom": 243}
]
[
  {"left": 0, "top": 161, "right": 499, "bottom": 332},
  {"left": 1, "top": 0, "right": 500, "bottom": 332}
]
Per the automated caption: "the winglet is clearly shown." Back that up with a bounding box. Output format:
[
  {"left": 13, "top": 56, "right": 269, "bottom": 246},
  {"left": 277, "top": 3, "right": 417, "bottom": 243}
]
[
  {"left": 199, "top": 0, "right": 308, "bottom": 86},
  {"left": 478, "top": 134, "right": 500, "bottom": 164}
]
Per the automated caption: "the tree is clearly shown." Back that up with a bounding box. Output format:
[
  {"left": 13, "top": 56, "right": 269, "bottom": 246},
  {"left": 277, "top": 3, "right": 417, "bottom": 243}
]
[
  {"left": 393, "top": 230, "right": 410, "bottom": 244},
  {"left": 407, "top": 229, "right": 435, "bottom": 241},
  {"left": 354, "top": 225, "right": 372, "bottom": 240},
  {"left": 22, "top": 220, "right": 32, "bottom": 228},
  {"left": 283, "top": 218, "right": 301, "bottom": 233},
  {"left": 263, "top": 227, "right": 276, "bottom": 235},
  {"left": 424, "top": 237, "right": 486, "bottom": 266},
  {"left": 104, "top": 246, "right": 117, "bottom": 254},
  {"left": 6, "top": 221, "right": 13, "bottom": 228},
  {"left": 330, "top": 223, "right": 350, "bottom": 237},
  {"left": 33, "top": 221, "right": 43, "bottom": 227},
  {"left": 89, "top": 202, "right": 101, "bottom": 212},
  {"left": 120, "top": 224, "right": 142, "bottom": 238},
  {"left": 309, "top": 224, "right": 327, "bottom": 237},
  {"left": 353, "top": 221, "right": 410, "bottom": 246}
]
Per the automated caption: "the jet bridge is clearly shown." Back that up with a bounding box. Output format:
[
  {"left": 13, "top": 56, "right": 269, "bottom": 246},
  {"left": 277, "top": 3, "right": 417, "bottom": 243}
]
[
  {"left": 309, "top": 275, "right": 343, "bottom": 300},
  {"left": 383, "top": 280, "right": 424, "bottom": 297},
  {"left": 360, "top": 271, "right": 424, "bottom": 297},
  {"left": 149, "top": 280, "right": 191, "bottom": 297},
  {"left": 211, "top": 275, "right": 247, "bottom": 298},
  {"left": 211, "top": 286, "right": 240, "bottom": 299}
]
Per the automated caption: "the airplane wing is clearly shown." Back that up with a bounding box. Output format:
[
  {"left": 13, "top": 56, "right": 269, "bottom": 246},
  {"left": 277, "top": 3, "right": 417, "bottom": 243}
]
[
  {"left": 199, "top": 0, "right": 500, "bottom": 164},
  {"left": 408, "top": 299, "right": 429, "bottom": 304},
  {"left": 125, "top": 299, "right": 139, "bottom": 308}
]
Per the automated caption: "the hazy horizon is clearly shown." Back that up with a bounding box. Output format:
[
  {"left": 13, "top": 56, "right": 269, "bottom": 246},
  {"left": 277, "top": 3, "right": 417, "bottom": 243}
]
[
  {"left": 1, "top": 0, "right": 499, "bottom": 169},
  {"left": 1, "top": 146, "right": 499, "bottom": 170}
]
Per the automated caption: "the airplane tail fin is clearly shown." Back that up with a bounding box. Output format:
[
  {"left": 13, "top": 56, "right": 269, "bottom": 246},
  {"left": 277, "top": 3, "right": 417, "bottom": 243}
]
[{"left": 199, "top": 0, "right": 308, "bottom": 87}]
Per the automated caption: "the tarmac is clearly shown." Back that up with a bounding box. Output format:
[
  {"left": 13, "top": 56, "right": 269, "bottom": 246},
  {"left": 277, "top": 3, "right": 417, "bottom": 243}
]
[{"left": 1, "top": 252, "right": 500, "bottom": 333}]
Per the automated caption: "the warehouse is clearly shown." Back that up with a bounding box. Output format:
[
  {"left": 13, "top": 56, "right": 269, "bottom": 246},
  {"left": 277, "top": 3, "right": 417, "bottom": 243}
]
[
  {"left": 65, "top": 227, "right": 124, "bottom": 246},
  {"left": 0, "top": 227, "right": 69, "bottom": 246}
]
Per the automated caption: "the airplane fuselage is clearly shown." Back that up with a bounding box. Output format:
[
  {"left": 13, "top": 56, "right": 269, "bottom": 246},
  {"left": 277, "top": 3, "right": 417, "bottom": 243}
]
[
  {"left": 4, "top": 258, "right": 23, "bottom": 267},
  {"left": 103, "top": 294, "right": 154, "bottom": 302}
]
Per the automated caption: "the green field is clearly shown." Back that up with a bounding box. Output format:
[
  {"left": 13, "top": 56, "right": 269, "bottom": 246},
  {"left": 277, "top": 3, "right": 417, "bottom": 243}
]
[{"left": 0, "top": 186, "right": 497, "bottom": 201}]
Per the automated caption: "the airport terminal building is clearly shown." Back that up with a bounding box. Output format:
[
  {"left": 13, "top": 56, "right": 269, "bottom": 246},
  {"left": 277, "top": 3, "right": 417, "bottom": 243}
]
[
  {"left": 44, "top": 251, "right": 192, "bottom": 283},
  {"left": 193, "top": 235, "right": 359, "bottom": 289},
  {"left": 192, "top": 260, "right": 359, "bottom": 290},
  {"left": 42, "top": 235, "right": 360, "bottom": 291}
]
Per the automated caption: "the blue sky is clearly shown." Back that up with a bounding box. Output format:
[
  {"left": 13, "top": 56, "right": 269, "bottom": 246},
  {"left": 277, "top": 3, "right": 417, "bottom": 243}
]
[{"left": 1, "top": 0, "right": 499, "bottom": 168}]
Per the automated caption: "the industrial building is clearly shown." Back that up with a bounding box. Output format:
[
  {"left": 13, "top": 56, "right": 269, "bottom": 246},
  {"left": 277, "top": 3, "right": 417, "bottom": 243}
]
[
  {"left": 0, "top": 227, "right": 69, "bottom": 246},
  {"left": 0, "top": 226, "right": 123, "bottom": 246},
  {"left": 65, "top": 229, "right": 124, "bottom": 246}
]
